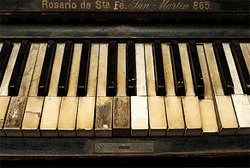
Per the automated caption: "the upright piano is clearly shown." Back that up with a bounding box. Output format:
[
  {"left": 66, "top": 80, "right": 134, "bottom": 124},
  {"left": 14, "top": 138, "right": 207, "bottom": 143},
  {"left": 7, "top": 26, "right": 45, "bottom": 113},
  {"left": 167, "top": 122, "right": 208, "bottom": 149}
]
[{"left": 0, "top": 0, "right": 249, "bottom": 161}]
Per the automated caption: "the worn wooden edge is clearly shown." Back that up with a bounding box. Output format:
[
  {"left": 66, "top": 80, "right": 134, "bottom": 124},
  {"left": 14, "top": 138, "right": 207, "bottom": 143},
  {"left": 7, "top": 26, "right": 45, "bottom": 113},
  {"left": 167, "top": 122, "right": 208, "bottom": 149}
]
[{"left": 0, "top": 136, "right": 249, "bottom": 159}]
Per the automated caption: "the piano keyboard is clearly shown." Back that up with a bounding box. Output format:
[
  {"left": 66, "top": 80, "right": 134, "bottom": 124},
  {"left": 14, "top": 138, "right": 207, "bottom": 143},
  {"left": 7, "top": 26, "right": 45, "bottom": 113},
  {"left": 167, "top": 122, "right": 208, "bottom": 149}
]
[{"left": 0, "top": 40, "right": 249, "bottom": 137}]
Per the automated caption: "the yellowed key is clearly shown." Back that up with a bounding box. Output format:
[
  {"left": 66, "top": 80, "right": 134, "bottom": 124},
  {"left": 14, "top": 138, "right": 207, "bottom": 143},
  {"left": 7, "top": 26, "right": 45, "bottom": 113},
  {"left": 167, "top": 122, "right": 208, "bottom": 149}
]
[
  {"left": 162, "top": 43, "right": 175, "bottom": 96},
  {"left": 165, "top": 96, "right": 185, "bottom": 136},
  {"left": 204, "top": 43, "right": 238, "bottom": 135},
  {"left": 21, "top": 43, "right": 46, "bottom": 137},
  {"left": 148, "top": 96, "right": 167, "bottom": 136},
  {"left": 95, "top": 97, "right": 113, "bottom": 137},
  {"left": 97, "top": 44, "right": 108, "bottom": 96},
  {"left": 215, "top": 96, "right": 238, "bottom": 135},
  {"left": 76, "top": 97, "right": 95, "bottom": 137},
  {"left": 197, "top": 45, "right": 218, "bottom": 134},
  {"left": 145, "top": 44, "right": 156, "bottom": 96},
  {"left": 179, "top": 43, "right": 202, "bottom": 136},
  {"left": 240, "top": 43, "right": 250, "bottom": 73},
  {"left": 58, "top": 97, "right": 78, "bottom": 137},
  {"left": 224, "top": 43, "right": 250, "bottom": 135},
  {"left": 0, "top": 43, "right": 20, "bottom": 96},
  {"left": 113, "top": 96, "right": 131, "bottom": 137},
  {"left": 87, "top": 44, "right": 99, "bottom": 96},
  {"left": 4, "top": 44, "right": 39, "bottom": 136},
  {"left": 117, "top": 44, "right": 126, "bottom": 96},
  {"left": 48, "top": 44, "right": 64, "bottom": 96},
  {"left": 22, "top": 97, "right": 44, "bottom": 137},
  {"left": 67, "top": 44, "right": 82, "bottom": 96},
  {"left": 0, "top": 97, "right": 10, "bottom": 136},
  {"left": 40, "top": 97, "right": 61, "bottom": 137}
]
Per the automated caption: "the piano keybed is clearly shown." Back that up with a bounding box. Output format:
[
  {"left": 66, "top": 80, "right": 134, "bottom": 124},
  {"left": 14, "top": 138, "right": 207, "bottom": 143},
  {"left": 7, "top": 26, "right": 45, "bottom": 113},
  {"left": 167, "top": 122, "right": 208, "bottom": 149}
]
[{"left": 0, "top": 40, "right": 249, "bottom": 137}]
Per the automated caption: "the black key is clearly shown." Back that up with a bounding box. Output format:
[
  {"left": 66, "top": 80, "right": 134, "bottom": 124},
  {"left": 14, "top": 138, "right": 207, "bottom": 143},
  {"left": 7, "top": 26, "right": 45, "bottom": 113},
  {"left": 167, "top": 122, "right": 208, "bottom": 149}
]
[
  {"left": 58, "top": 41, "right": 74, "bottom": 96},
  {"left": 170, "top": 40, "right": 185, "bottom": 96},
  {"left": 77, "top": 40, "right": 91, "bottom": 96},
  {"left": 187, "top": 40, "right": 204, "bottom": 98},
  {"left": 153, "top": 40, "right": 166, "bottom": 96},
  {"left": 126, "top": 41, "right": 136, "bottom": 96},
  {"left": 230, "top": 40, "right": 250, "bottom": 94},
  {"left": 212, "top": 40, "right": 234, "bottom": 95},
  {"left": 106, "top": 41, "right": 118, "bottom": 96},
  {"left": 0, "top": 41, "right": 13, "bottom": 85},
  {"left": 8, "top": 40, "right": 30, "bottom": 96},
  {"left": 38, "top": 41, "right": 56, "bottom": 96}
]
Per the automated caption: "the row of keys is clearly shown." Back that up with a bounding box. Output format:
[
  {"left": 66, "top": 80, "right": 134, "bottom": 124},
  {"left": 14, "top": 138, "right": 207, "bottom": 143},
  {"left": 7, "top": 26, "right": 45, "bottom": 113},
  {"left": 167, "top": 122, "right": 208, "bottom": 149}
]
[
  {"left": 1, "top": 40, "right": 249, "bottom": 98},
  {"left": 0, "top": 41, "right": 249, "bottom": 137}
]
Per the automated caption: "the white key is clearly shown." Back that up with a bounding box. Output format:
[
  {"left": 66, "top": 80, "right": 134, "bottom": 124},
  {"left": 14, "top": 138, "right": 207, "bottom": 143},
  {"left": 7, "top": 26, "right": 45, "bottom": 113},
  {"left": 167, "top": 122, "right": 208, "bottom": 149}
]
[
  {"left": 204, "top": 44, "right": 224, "bottom": 95},
  {"left": 67, "top": 44, "right": 82, "bottom": 96},
  {"left": 0, "top": 43, "right": 3, "bottom": 52},
  {"left": 86, "top": 44, "right": 99, "bottom": 96},
  {"left": 197, "top": 45, "right": 213, "bottom": 99},
  {"left": 179, "top": 43, "right": 195, "bottom": 96},
  {"left": 197, "top": 45, "right": 218, "bottom": 134},
  {"left": 40, "top": 97, "right": 61, "bottom": 137},
  {"left": 117, "top": 44, "right": 126, "bottom": 96},
  {"left": 223, "top": 43, "right": 250, "bottom": 135},
  {"left": 240, "top": 43, "right": 250, "bottom": 73},
  {"left": 145, "top": 44, "right": 156, "bottom": 96},
  {"left": 232, "top": 95, "right": 250, "bottom": 135},
  {"left": 179, "top": 43, "right": 202, "bottom": 135},
  {"left": 204, "top": 43, "right": 238, "bottom": 135},
  {"left": 48, "top": 44, "right": 64, "bottom": 96},
  {"left": 131, "top": 96, "right": 148, "bottom": 136},
  {"left": 22, "top": 97, "right": 44, "bottom": 137},
  {"left": 28, "top": 43, "right": 47, "bottom": 96},
  {"left": 162, "top": 43, "right": 185, "bottom": 136},
  {"left": 215, "top": 96, "right": 238, "bottom": 135},
  {"left": 148, "top": 96, "right": 167, "bottom": 136},
  {"left": 182, "top": 96, "right": 202, "bottom": 136},
  {"left": 223, "top": 43, "right": 243, "bottom": 94},
  {"left": 136, "top": 44, "right": 147, "bottom": 96},
  {"left": 199, "top": 99, "right": 218, "bottom": 134},
  {"left": 4, "top": 44, "right": 39, "bottom": 137},
  {"left": 0, "top": 97, "right": 10, "bottom": 136},
  {"left": 97, "top": 44, "right": 108, "bottom": 96},
  {"left": 58, "top": 97, "right": 78, "bottom": 137},
  {"left": 0, "top": 43, "right": 20, "bottom": 96},
  {"left": 165, "top": 96, "right": 185, "bottom": 136},
  {"left": 162, "top": 43, "right": 175, "bottom": 96},
  {"left": 76, "top": 97, "right": 95, "bottom": 137},
  {"left": 95, "top": 97, "right": 113, "bottom": 137}
]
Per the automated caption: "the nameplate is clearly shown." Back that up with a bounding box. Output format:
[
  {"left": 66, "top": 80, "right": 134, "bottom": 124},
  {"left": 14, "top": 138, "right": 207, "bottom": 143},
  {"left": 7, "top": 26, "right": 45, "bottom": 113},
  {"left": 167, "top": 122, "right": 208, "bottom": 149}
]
[
  {"left": 95, "top": 142, "right": 154, "bottom": 153},
  {"left": 0, "top": 0, "right": 249, "bottom": 13}
]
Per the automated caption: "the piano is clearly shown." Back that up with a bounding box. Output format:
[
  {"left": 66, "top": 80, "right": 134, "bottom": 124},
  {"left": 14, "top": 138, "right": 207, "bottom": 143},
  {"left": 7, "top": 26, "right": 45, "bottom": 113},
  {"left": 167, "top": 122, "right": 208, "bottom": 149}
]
[{"left": 0, "top": 0, "right": 249, "bottom": 163}]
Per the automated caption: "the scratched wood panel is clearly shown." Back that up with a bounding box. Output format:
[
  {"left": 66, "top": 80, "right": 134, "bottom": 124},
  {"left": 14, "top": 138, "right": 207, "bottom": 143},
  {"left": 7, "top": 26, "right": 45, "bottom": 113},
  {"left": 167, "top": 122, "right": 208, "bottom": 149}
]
[
  {"left": 112, "top": 96, "right": 130, "bottom": 137},
  {"left": 95, "top": 97, "right": 113, "bottom": 137}
]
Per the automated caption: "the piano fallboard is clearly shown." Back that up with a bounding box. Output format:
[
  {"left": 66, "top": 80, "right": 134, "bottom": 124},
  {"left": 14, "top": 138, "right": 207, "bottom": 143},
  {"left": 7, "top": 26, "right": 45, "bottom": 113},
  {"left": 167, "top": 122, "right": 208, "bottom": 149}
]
[{"left": 1, "top": 136, "right": 249, "bottom": 159}]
